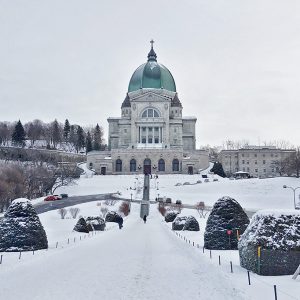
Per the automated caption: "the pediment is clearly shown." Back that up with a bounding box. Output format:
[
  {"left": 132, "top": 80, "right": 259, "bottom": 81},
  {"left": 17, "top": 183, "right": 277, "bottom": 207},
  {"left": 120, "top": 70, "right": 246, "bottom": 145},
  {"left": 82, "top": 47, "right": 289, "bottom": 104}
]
[{"left": 130, "top": 91, "right": 173, "bottom": 103}]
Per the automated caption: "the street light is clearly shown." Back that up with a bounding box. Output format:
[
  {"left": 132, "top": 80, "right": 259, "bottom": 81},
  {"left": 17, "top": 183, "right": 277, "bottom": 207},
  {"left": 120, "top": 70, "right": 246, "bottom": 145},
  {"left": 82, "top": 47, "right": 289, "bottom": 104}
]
[{"left": 283, "top": 185, "right": 300, "bottom": 209}]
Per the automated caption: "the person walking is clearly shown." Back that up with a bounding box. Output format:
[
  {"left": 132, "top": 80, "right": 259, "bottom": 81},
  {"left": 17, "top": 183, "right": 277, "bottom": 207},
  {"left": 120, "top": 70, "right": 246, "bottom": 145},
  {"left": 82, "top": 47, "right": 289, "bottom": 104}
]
[{"left": 143, "top": 215, "right": 147, "bottom": 224}]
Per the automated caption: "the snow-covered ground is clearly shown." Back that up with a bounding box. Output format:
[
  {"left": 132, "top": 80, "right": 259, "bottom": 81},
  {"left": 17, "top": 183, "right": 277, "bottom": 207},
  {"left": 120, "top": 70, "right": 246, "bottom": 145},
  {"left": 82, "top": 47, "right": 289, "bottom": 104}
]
[
  {"left": 1, "top": 174, "right": 300, "bottom": 299},
  {"left": 57, "top": 173, "right": 300, "bottom": 211},
  {"left": 0, "top": 201, "right": 299, "bottom": 300}
]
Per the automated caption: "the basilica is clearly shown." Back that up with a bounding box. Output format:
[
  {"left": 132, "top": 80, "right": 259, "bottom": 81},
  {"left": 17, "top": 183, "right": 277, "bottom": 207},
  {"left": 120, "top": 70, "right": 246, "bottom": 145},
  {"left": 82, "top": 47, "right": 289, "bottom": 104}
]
[{"left": 87, "top": 42, "right": 209, "bottom": 175}]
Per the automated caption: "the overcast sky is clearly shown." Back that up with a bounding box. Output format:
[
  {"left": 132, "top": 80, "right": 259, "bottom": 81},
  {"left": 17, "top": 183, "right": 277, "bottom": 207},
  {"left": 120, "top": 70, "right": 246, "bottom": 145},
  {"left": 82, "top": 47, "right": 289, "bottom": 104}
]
[{"left": 0, "top": 0, "right": 300, "bottom": 147}]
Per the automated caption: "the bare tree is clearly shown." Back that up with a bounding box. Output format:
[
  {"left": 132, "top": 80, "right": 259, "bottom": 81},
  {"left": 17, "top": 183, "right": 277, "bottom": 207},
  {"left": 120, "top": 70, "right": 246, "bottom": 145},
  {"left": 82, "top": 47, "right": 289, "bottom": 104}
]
[
  {"left": 69, "top": 207, "right": 80, "bottom": 218},
  {"left": 100, "top": 207, "right": 108, "bottom": 218},
  {"left": 196, "top": 201, "right": 208, "bottom": 218},
  {"left": 58, "top": 208, "right": 67, "bottom": 219}
]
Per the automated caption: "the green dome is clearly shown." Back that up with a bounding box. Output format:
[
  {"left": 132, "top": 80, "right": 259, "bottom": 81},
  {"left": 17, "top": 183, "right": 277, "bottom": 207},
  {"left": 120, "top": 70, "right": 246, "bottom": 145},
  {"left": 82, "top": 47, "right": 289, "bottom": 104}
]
[{"left": 128, "top": 44, "right": 176, "bottom": 93}]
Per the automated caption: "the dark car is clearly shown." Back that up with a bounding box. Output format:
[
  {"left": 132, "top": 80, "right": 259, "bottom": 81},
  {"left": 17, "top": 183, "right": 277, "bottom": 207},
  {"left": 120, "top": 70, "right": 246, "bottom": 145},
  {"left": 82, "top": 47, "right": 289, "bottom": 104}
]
[
  {"left": 44, "top": 195, "right": 61, "bottom": 201},
  {"left": 60, "top": 194, "right": 68, "bottom": 198}
]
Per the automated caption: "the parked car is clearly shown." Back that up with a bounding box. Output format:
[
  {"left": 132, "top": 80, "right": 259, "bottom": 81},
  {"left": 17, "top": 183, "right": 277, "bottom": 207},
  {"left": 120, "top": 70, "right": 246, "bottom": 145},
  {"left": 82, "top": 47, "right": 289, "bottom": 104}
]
[
  {"left": 44, "top": 195, "right": 61, "bottom": 201},
  {"left": 60, "top": 193, "right": 68, "bottom": 198},
  {"left": 175, "top": 200, "right": 182, "bottom": 205}
]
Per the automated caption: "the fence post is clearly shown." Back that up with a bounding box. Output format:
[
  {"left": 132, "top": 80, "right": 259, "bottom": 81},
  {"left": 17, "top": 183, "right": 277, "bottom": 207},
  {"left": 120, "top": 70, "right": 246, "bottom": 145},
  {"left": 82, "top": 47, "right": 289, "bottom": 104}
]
[
  {"left": 0, "top": 254, "right": 3, "bottom": 264},
  {"left": 247, "top": 271, "right": 251, "bottom": 285},
  {"left": 274, "top": 285, "right": 277, "bottom": 300},
  {"left": 202, "top": 246, "right": 205, "bottom": 253},
  {"left": 32, "top": 250, "right": 35, "bottom": 255},
  {"left": 210, "top": 250, "right": 212, "bottom": 259},
  {"left": 218, "top": 255, "right": 221, "bottom": 265},
  {"left": 230, "top": 261, "right": 233, "bottom": 273},
  {"left": 19, "top": 252, "right": 21, "bottom": 260},
  {"left": 68, "top": 238, "right": 70, "bottom": 244},
  {"left": 74, "top": 237, "right": 76, "bottom": 243},
  {"left": 193, "top": 242, "right": 194, "bottom": 246},
  {"left": 56, "top": 242, "right": 58, "bottom": 248}
]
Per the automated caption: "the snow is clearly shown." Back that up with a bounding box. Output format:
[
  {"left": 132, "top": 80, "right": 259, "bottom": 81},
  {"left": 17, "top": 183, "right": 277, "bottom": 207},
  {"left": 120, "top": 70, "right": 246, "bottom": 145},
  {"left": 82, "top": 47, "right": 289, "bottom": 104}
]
[
  {"left": 56, "top": 173, "right": 300, "bottom": 211},
  {"left": 12, "top": 198, "right": 30, "bottom": 204},
  {"left": 1, "top": 174, "right": 300, "bottom": 299}
]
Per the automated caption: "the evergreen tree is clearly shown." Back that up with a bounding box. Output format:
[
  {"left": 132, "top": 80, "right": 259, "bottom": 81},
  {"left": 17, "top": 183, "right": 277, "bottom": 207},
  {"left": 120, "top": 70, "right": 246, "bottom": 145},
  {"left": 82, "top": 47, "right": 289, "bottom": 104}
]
[
  {"left": 76, "top": 126, "right": 85, "bottom": 152},
  {"left": 12, "top": 120, "right": 26, "bottom": 147},
  {"left": 86, "top": 131, "right": 93, "bottom": 153},
  {"left": 210, "top": 162, "right": 226, "bottom": 177},
  {"left": 63, "top": 119, "right": 70, "bottom": 142},
  {"left": 69, "top": 125, "right": 76, "bottom": 146},
  {"left": 93, "top": 123, "right": 103, "bottom": 151}
]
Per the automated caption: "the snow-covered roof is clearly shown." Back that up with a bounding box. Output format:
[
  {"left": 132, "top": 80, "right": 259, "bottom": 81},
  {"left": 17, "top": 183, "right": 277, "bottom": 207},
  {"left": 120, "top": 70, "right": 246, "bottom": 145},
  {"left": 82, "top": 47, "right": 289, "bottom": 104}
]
[{"left": 12, "top": 198, "right": 30, "bottom": 204}]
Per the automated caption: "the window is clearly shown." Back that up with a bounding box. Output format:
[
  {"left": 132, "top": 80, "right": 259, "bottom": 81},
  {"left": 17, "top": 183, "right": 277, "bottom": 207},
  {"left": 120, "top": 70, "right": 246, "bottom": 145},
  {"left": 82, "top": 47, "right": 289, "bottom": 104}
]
[
  {"left": 242, "top": 154, "right": 244, "bottom": 157},
  {"left": 247, "top": 161, "right": 249, "bottom": 164},
  {"left": 172, "top": 159, "right": 179, "bottom": 172},
  {"left": 247, "top": 167, "right": 250, "bottom": 171},
  {"left": 242, "top": 167, "right": 245, "bottom": 171},
  {"left": 242, "top": 160, "right": 245, "bottom": 164},
  {"left": 142, "top": 108, "right": 160, "bottom": 118},
  {"left": 124, "top": 129, "right": 127, "bottom": 133},
  {"left": 255, "top": 169, "right": 258, "bottom": 172},
  {"left": 254, "top": 154, "right": 257, "bottom": 158},
  {"left": 263, "top": 160, "right": 266, "bottom": 164},
  {"left": 116, "top": 159, "right": 122, "bottom": 172},
  {"left": 264, "top": 169, "right": 266, "bottom": 173},
  {"left": 255, "top": 160, "right": 257, "bottom": 164},
  {"left": 130, "top": 159, "right": 136, "bottom": 172},
  {"left": 158, "top": 159, "right": 165, "bottom": 171}
]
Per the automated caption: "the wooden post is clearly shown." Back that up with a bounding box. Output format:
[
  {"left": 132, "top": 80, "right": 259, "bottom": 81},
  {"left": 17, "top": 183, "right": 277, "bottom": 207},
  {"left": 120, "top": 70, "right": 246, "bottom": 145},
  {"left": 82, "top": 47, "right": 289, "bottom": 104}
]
[
  {"left": 0, "top": 254, "right": 3, "bottom": 264},
  {"left": 56, "top": 242, "right": 58, "bottom": 248},
  {"left": 230, "top": 261, "right": 233, "bottom": 273},
  {"left": 202, "top": 246, "right": 205, "bottom": 253},
  {"left": 19, "top": 252, "right": 21, "bottom": 260},
  {"left": 210, "top": 250, "right": 212, "bottom": 259},
  {"left": 247, "top": 271, "right": 251, "bottom": 285},
  {"left": 218, "top": 255, "right": 221, "bottom": 265},
  {"left": 274, "top": 285, "right": 277, "bottom": 300}
]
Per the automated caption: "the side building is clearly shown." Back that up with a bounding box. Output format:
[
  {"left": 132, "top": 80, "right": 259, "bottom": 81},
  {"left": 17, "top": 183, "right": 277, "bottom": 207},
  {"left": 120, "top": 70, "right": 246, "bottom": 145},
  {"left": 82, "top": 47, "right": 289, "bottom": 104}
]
[
  {"left": 87, "top": 42, "right": 209, "bottom": 175},
  {"left": 218, "top": 146, "right": 295, "bottom": 178}
]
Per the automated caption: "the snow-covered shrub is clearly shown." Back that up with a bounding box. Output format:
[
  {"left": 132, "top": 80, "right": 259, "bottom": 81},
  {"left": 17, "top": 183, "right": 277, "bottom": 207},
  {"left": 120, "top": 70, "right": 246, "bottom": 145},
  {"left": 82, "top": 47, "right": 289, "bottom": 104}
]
[
  {"left": 172, "top": 216, "right": 200, "bottom": 231},
  {"left": 204, "top": 196, "right": 249, "bottom": 250},
  {"left": 172, "top": 216, "right": 187, "bottom": 230},
  {"left": 183, "top": 216, "right": 200, "bottom": 231},
  {"left": 0, "top": 198, "right": 48, "bottom": 252},
  {"left": 86, "top": 216, "right": 106, "bottom": 231},
  {"left": 73, "top": 217, "right": 89, "bottom": 233},
  {"left": 164, "top": 211, "right": 179, "bottom": 223},
  {"left": 238, "top": 210, "right": 300, "bottom": 275},
  {"left": 105, "top": 211, "right": 123, "bottom": 224},
  {"left": 119, "top": 202, "right": 130, "bottom": 216}
]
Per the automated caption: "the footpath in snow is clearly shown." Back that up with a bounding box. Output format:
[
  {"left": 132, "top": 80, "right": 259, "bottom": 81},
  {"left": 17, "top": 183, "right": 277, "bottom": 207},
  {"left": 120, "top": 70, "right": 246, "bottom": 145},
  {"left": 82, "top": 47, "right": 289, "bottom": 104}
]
[{"left": 0, "top": 204, "right": 251, "bottom": 300}]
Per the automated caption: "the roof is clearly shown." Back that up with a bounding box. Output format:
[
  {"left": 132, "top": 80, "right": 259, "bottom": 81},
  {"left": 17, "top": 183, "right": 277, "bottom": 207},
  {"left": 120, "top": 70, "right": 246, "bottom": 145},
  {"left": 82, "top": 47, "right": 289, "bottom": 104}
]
[{"left": 128, "top": 44, "right": 176, "bottom": 93}]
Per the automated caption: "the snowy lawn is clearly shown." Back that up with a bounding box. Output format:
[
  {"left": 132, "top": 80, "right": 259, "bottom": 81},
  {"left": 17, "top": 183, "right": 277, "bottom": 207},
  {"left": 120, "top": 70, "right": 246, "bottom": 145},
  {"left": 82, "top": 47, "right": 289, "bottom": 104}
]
[{"left": 57, "top": 172, "right": 300, "bottom": 211}]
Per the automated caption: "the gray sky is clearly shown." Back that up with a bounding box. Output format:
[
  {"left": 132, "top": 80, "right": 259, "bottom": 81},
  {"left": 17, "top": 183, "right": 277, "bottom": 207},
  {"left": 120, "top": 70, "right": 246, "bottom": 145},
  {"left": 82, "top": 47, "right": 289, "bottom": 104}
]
[{"left": 1, "top": 0, "right": 300, "bottom": 147}]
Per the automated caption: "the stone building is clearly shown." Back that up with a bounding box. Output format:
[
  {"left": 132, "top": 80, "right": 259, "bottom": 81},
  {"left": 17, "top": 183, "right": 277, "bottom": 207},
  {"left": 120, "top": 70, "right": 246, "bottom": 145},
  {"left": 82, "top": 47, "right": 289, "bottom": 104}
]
[
  {"left": 219, "top": 146, "right": 295, "bottom": 177},
  {"left": 87, "top": 42, "right": 209, "bottom": 175}
]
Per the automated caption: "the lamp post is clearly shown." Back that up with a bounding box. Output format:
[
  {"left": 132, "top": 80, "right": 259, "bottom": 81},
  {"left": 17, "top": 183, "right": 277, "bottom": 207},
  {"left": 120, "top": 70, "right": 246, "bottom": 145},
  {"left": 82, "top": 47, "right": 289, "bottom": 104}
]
[
  {"left": 130, "top": 193, "right": 132, "bottom": 211},
  {"left": 283, "top": 185, "right": 300, "bottom": 209}
]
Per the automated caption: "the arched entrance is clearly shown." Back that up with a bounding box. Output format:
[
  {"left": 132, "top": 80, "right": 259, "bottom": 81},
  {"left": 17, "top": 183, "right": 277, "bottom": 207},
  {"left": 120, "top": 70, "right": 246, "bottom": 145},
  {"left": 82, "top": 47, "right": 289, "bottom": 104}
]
[{"left": 144, "top": 158, "right": 151, "bottom": 175}]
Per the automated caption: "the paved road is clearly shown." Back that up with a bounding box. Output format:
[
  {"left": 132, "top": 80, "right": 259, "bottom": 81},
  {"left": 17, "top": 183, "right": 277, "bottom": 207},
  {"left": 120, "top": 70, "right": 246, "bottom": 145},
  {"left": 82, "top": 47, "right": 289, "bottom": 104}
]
[{"left": 34, "top": 193, "right": 118, "bottom": 214}]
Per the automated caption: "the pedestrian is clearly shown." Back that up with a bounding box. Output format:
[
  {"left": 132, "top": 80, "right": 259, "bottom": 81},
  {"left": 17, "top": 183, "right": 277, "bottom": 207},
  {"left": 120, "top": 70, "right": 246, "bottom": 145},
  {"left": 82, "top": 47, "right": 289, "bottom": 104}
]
[
  {"left": 143, "top": 215, "right": 147, "bottom": 224},
  {"left": 118, "top": 219, "right": 123, "bottom": 229}
]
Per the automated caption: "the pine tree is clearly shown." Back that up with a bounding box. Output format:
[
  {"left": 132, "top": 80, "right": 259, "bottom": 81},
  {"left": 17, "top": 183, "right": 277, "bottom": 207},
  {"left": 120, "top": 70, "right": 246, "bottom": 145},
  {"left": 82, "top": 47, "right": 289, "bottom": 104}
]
[
  {"left": 76, "top": 126, "right": 85, "bottom": 152},
  {"left": 86, "top": 131, "right": 93, "bottom": 153},
  {"left": 12, "top": 120, "right": 26, "bottom": 147},
  {"left": 63, "top": 119, "right": 70, "bottom": 142},
  {"left": 93, "top": 123, "right": 103, "bottom": 151},
  {"left": 210, "top": 162, "right": 226, "bottom": 177}
]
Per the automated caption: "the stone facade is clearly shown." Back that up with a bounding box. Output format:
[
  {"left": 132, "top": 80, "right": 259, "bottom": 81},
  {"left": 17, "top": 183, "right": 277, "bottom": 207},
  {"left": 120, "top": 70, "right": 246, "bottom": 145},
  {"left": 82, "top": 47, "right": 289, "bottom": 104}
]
[
  {"left": 87, "top": 44, "right": 209, "bottom": 175},
  {"left": 219, "top": 146, "right": 295, "bottom": 177}
]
